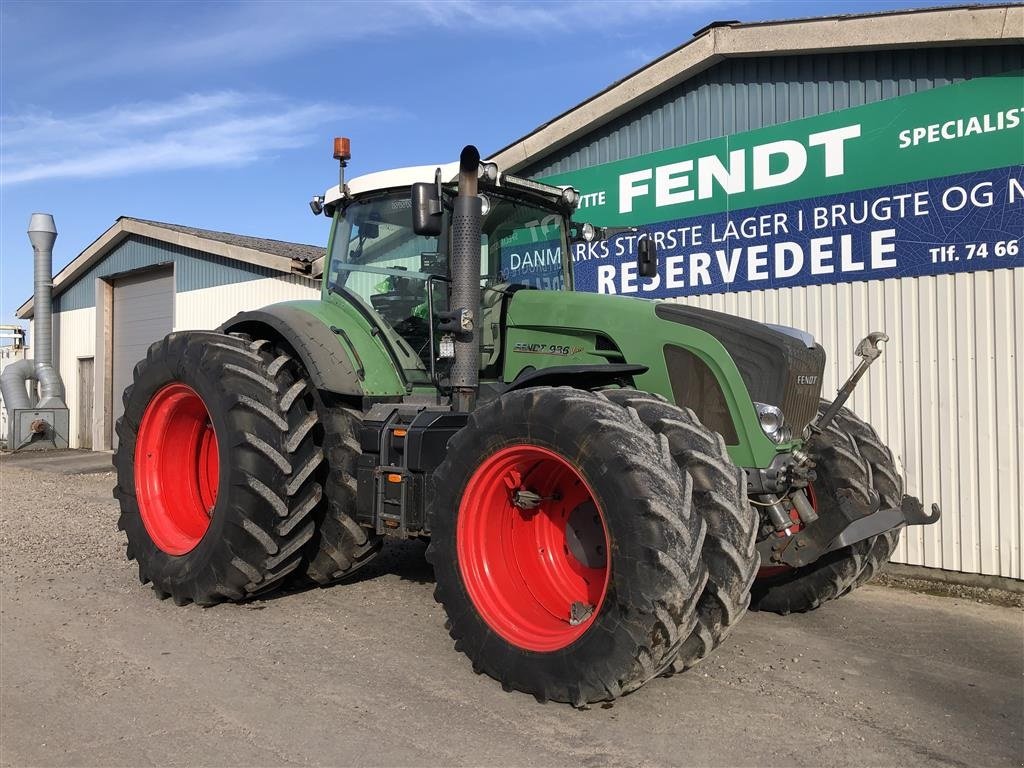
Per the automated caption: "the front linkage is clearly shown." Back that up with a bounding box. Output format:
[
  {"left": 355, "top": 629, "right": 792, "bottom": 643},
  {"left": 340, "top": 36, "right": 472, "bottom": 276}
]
[{"left": 751, "top": 332, "right": 940, "bottom": 573}]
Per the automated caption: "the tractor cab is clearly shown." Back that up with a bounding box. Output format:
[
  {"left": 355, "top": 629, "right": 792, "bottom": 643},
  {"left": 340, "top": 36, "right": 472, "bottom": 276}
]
[{"left": 320, "top": 159, "right": 582, "bottom": 386}]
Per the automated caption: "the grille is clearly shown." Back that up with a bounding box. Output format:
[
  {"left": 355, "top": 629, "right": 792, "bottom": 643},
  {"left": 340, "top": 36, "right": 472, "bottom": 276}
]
[
  {"left": 664, "top": 345, "right": 738, "bottom": 443},
  {"left": 655, "top": 303, "right": 826, "bottom": 435}
]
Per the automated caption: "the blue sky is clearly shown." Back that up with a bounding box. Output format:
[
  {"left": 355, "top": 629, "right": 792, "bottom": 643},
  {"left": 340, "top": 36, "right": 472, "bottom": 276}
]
[{"left": 0, "top": 0, "right": 973, "bottom": 325}]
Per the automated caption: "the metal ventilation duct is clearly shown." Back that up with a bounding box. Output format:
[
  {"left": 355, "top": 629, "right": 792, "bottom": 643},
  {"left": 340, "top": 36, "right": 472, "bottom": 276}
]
[
  {"left": 0, "top": 213, "right": 69, "bottom": 450},
  {"left": 28, "top": 213, "right": 66, "bottom": 408}
]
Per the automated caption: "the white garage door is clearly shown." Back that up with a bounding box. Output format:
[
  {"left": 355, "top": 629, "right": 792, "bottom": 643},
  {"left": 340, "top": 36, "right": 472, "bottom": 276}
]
[{"left": 112, "top": 268, "right": 173, "bottom": 444}]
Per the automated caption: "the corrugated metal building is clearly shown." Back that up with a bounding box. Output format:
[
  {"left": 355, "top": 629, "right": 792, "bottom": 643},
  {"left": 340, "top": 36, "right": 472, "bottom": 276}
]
[
  {"left": 15, "top": 218, "right": 320, "bottom": 451},
  {"left": 491, "top": 4, "right": 1023, "bottom": 580}
]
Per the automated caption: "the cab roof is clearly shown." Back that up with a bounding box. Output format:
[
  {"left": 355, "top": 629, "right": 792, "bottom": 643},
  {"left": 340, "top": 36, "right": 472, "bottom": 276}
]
[{"left": 324, "top": 161, "right": 459, "bottom": 206}]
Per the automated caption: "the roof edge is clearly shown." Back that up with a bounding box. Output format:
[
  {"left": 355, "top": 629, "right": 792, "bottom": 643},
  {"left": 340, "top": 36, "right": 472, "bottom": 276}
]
[
  {"left": 487, "top": 4, "right": 1023, "bottom": 173},
  {"left": 16, "top": 217, "right": 308, "bottom": 319}
]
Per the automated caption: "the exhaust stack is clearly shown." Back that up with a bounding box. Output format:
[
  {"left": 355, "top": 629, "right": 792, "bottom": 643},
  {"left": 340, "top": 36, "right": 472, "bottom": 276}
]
[{"left": 448, "top": 146, "right": 483, "bottom": 412}]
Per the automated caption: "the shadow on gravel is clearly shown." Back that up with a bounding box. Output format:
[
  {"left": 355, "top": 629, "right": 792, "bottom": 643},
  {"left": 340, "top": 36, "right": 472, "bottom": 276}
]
[
  {"left": 262, "top": 539, "right": 436, "bottom": 603},
  {"left": 353, "top": 539, "right": 435, "bottom": 585}
]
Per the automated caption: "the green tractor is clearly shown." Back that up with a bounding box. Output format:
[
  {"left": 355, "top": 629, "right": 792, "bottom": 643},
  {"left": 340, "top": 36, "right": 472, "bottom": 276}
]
[{"left": 114, "top": 141, "right": 938, "bottom": 705}]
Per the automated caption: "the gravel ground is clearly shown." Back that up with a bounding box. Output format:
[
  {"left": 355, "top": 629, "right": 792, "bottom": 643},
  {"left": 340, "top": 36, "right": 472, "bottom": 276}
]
[{"left": 1, "top": 460, "right": 1022, "bottom": 767}]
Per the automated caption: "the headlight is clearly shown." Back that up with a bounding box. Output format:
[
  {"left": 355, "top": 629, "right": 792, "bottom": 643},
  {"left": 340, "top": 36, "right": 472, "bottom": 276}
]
[
  {"left": 755, "top": 402, "right": 788, "bottom": 443},
  {"left": 477, "top": 194, "right": 491, "bottom": 216},
  {"left": 479, "top": 162, "right": 499, "bottom": 184},
  {"left": 581, "top": 222, "right": 596, "bottom": 242},
  {"left": 561, "top": 187, "right": 580, "bottom": 208}
]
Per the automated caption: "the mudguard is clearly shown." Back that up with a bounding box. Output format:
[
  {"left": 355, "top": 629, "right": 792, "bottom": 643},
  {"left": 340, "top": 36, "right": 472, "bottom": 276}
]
[{"left": 220, "top": 305, "right": 363, "bottom": 397}]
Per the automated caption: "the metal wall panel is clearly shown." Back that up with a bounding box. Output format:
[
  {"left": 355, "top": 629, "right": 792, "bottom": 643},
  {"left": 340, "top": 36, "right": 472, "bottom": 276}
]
[
  {"left": 675, "top": 268, "right": 1023, "bottom": 579},
  {"left": 55, "top": 235, "right": 283, "bottom": 313},
  {"left": 523, "top": 46, "right": 1024, "bottom": 178},
  {"left": 523, "top": 45, "right": 1023, "bottom": 579},
  {"left": 172, "top": 274, "right": 320, "bottom": 331},
  {"left": 51, "top": 307, "right": 97, "bottom": 449}
]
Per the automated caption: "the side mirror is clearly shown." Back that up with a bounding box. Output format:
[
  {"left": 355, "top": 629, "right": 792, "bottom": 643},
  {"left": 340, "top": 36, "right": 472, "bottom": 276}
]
[
  {"left": 412, "top": 182, "right": 443, "bottom": 236},
  {"left": 638, "top": 237, "right": 658, "bottom": 278}
]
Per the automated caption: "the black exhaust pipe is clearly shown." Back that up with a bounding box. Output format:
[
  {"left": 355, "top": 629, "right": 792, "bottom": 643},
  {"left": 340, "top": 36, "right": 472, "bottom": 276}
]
[{"left": 449, "top": 145, "right": 483, "bottom": 412}]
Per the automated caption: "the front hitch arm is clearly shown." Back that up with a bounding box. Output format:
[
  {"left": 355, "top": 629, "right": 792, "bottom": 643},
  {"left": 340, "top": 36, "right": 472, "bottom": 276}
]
[
  {"left": 900, "top": 494, "right": 942, "bottom": 526},
  {"left": 760, "top": 330, "right": 942, "bottom": 568},
  {"left": 810, "top": 331, "right": 888, "bottom": 437},
  {"left": 765, "top": 492, "right": 942, "bottom": 569}
]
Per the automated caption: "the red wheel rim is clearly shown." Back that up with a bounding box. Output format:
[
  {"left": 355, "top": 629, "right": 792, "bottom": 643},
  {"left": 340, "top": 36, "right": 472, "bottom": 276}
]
[
  {"left": 135, "top": 383, "right": 220, "bottom": 555},
  {"left": 456, "top": 445, "right": 610, "bottom": 652},
  {"left": 757, "top": 483, "right": 817, "bottom": 578}
]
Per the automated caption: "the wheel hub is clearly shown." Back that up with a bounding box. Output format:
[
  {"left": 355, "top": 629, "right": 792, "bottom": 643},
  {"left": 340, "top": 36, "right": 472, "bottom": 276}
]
[
  {"left": 135, "top": 383, "right": 220, "bottom": 555},
  {"left": 456, "top": 445, "right": 610, "bottom": 652}
]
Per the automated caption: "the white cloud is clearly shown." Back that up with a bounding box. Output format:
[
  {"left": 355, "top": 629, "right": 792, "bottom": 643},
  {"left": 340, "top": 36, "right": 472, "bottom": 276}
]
[
  {"left": 5, "top": 0, "right": 728, "bottom": 83},
  {"left": 414, "top": 0, "right": 722, "bottom": 31},
  {"left": 0, "top": 92, "right": 392, "bottom": 185},
  {"left": 0, "top": 0, "right": 731, "bottom": 185}
]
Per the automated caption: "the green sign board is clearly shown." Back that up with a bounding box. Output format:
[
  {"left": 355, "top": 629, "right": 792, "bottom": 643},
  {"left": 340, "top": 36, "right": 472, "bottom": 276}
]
[{"left": 540, "top": 73, "right": 1024, "bottom": 297}]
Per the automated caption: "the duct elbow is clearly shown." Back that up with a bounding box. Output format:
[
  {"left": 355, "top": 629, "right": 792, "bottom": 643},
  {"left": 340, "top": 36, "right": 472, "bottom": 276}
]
[
  {"left": 0, "top": 358, "right": 37, "bottom": 411},
  {"left": 34, "top": 362, "right": 66, "bottom": 408}
]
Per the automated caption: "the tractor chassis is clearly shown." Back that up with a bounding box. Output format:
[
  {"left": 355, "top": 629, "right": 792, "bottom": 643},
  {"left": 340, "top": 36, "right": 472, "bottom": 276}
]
[{"left": 356, "top": 403, "right": 468, "bottom": 538}]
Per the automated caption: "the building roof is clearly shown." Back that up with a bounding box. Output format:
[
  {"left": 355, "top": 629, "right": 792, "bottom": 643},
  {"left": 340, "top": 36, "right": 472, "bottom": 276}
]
[
  {"left": 487, "top": 4, "right": 1024, "bottom": 173},
  {"left": 17, "top": 216, "right": 325, "bottom": 319},
  {"left": 129, "top": 218, "right": 325, "bottom": 264}
]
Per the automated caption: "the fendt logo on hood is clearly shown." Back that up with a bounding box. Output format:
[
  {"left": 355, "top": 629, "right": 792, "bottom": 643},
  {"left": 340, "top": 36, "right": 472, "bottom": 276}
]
[
  {"left": 513, "top": 342, "right": 584, "bottom": 356},
  {"left": 796, "top": 375, "right": 818, "bottom": 386}
]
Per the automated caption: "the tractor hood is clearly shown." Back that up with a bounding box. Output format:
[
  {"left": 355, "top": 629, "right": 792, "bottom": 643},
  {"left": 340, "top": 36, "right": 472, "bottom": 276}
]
[
  {"left": 653, "top": 302, "right": 826, "bottom": 438},
  {"left": 506, "top": 291, "right": 825, "bottom": 436},
  {"left": 502, "top": 290, "right": 809, "bottom": 468}
]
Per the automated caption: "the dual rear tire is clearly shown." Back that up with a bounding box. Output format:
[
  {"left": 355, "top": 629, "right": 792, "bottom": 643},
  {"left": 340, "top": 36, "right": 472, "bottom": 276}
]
[
  {"left": 428, "top": 386, "right": 756, "bottom": 705},
  {"left": 114, "top": 331, "right": 378, "bottom": 605}
]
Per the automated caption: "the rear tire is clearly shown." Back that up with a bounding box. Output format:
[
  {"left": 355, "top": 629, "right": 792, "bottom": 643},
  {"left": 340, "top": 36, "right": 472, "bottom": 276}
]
[
  {"left": 601, "top": 389, "right": 758, "bottom": 672},
  {"left": 224, "top": 336, "right": 383, "bottom": 587},
  {"left": 114, "top": 332, "right": 323, "bottom": 605},
  {"left": 750, "top": 402, "right": 902, "bottom": 614},
  {"left": 428, "top": 387, "right": 707, "bottom": 705},
  {"left": 302, "top": 396, "right": 383, "bottom": 584}
]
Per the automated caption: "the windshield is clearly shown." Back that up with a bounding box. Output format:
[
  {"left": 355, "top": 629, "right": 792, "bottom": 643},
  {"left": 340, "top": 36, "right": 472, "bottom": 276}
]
[
  {"left": 327, "top": 190, "right": 570, "bottom": 380},
  {"left": 480, "top": 195, "right": 568, "bottom": 291}
]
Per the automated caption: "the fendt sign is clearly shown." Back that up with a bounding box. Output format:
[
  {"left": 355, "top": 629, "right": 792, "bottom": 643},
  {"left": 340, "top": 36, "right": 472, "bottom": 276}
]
[{"left": 540, "top": 73, "right": 1024, "bottom": 298}]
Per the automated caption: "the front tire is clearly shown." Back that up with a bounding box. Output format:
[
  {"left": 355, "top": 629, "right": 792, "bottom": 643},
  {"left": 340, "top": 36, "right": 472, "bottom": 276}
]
[
  {"left": 428, "top": 387, "right": 708, "bottom": 705},
  {"left": 114, "top": 332, "right": 323, "bottom": 605},
  {"left": 750, "top": 402, "right": 903, "bottom": 615},
  {"left": 831, "top": 406, "right": 903, "bottom": 593},
  {"left": 601, "top": 389, "right": 758, "bottom": 672}
]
